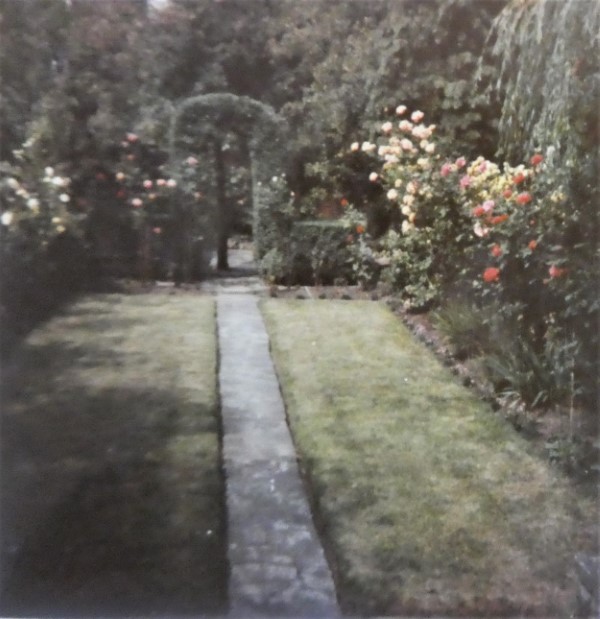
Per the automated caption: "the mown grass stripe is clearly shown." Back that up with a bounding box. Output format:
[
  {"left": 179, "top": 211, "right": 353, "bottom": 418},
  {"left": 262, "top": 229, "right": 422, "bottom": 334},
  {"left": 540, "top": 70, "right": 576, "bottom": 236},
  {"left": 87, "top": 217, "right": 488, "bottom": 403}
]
[{"left": 261, "top": 299, "right": 596, "bottom": 617}]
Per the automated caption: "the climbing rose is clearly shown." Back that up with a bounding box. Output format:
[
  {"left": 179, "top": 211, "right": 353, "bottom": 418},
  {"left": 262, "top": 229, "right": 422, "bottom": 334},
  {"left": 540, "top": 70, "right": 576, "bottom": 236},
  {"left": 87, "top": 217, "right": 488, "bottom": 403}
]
[
  {"left": 356, "top": 224, "right": 365, "bottom": 234},
  {"left": 528, "top": 239, "right": 538, "bottom": 250},
  {"left": 482, "top": 200, "right": 495, "bottom": 212},
  {"left": 490, "top": 214, "right": 509, "bottom": 225},
  {"left": 491, "top": 244, "right": 503, "bottom": 257},
  {"left": 483, "top": 267, "right": 500, "bottom": 282},
  {"left": 411, "top": 110, "right": 425, "bottom": 123},
  {"left": 167, "top": 179, "right": 177, "bottom": 188},
  {"left": 1, "top": 211, "right": 14, "bottom": 226},
  {"left": 116, "top": 172, "right": 125, "bottom": 181},
  {"left": 381, "top": 121, "right": 393, "bottom": 133},
  {"left": 472, "top": 205, "right": 486, "bottom": 217},
  {"left": 340, "top": 198, "right": 349, "bottom": 207},
  {"left": 455, "top": 157, "right": 466, "bottom": 168},
  {"left": 549, "top": 264, "right": 567, "bottom": 278},
  {"left": 153, "top": 227, "right": 162, "bottom": 234},
  {"left": 143, "top": 180, "right": 153, "bottom": 189},
  {"left": 157, "top": 179, "right": 166, "bottom": 186},
  {"left": 460, "top": 175, "right": 471, "bottom": 188},
  {"left": 131, "top": 198, "right": 143, "bottom": 207},
  {"left": 361, "top": 141, "right": 376, "bottom": 153},
  {"left": 59, "top": 193, "right": 70, "bottom": 203},
  {"left": 369, "top": 172, "right": 378, "bottom": 182},
  {"left": 387, "top": 188, "right": 399, "bottom": 201},
  {"left": 186, "top": 156, "right": 198, "bottom": 166},
  {"left": 425, "top": 143, "right": 435, "bottom": 154},
  {"left": 530, "top": 154, "right": 544, "bottom": 166},
  {"left": 126, "top": 132, "right": 138, "bottom": 142},
  {"left": 400, "top": 138, "right": 414, "bottom": 151},
  {"left": 396, "top": 104, "right": 407, "bottom": 115},
  {"left": 516, "top": 192, "right": 532, "bottom": 205},
  {"left": 503, "top": 189, "right": 513, "bottom": 199},
  {"left": 350, "top": 142, "right": 360, "bottom": 152},
  {"left": 513, "top": 172, "right": 526, "bottom": 184},
  {"left": 398, "top": 120, "right": 413, "bottom": 132}
]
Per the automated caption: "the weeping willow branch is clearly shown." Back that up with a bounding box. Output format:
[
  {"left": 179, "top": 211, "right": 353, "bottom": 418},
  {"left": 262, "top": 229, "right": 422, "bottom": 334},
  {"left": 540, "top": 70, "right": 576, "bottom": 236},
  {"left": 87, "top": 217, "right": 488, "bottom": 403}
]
[{"left": 486, "top": 0, "right": 600, "bottom": 164}]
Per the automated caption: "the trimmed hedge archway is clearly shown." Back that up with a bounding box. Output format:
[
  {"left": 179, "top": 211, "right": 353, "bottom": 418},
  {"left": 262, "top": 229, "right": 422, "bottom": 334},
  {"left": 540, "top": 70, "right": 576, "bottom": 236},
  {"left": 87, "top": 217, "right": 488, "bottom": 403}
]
[{"left": 169, "top": 93, "right": 289, "bottom": 266}]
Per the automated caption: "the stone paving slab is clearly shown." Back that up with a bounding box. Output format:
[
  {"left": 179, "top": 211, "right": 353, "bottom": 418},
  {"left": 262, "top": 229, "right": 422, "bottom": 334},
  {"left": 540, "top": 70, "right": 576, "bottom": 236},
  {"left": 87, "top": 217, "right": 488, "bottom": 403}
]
[{"left": 217, "top": 293, "right": 339, "bottom": 618}]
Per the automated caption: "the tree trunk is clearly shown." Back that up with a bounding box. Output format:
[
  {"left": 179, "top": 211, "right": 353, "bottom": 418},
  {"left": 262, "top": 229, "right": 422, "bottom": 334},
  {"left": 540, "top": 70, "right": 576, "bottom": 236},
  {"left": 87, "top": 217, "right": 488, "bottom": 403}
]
[{"left": 214, "top": 139, "right": 230, "bottom": 270}]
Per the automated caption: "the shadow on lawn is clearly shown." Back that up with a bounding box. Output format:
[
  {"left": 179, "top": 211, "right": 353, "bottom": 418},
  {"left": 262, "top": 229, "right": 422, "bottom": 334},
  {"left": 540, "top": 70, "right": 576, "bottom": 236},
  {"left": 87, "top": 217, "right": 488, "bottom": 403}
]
[{"left": 0, "top": 337, "right": 227, "bottom": 617}]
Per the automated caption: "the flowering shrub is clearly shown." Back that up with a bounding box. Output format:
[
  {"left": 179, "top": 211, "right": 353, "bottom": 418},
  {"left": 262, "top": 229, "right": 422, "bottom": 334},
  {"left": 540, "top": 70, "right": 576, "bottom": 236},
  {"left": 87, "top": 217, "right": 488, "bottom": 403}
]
[
  {"left": 0, "top": 159, "right": 88, "bottom": 353},
  {"left": 349, "top": 105, "right": 598, "bottom": 408}
]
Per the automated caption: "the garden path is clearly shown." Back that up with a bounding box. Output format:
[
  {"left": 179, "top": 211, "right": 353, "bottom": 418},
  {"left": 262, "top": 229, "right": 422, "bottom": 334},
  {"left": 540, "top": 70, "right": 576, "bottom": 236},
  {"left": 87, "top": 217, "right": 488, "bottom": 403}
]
[{"left": 214, "top": 253, "right": 339, "bottom": 618}]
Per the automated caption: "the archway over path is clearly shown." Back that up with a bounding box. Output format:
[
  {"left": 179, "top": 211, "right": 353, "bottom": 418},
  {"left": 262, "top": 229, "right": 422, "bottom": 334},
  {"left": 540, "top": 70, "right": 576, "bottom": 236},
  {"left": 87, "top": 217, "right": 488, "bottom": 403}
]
[{"left": 169, "top": 93, "right": 289, "bottom": 270}]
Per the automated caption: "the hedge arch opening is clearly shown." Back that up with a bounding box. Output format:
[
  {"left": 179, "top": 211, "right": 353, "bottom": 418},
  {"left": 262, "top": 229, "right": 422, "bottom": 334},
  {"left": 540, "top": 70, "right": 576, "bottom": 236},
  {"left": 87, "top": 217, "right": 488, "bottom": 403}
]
[{"left": 169, "top": 93, "right": 289, "bottom": 270}]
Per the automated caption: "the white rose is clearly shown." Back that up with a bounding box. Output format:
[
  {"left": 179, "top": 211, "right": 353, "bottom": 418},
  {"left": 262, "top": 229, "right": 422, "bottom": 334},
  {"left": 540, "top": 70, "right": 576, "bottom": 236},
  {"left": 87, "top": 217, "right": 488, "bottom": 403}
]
[
  {"left": 395, "top": 105, "right": 407, "bottom": 115},
  {"left": 381, "top": 121, "right": 393, "bottom": 133},
  {"left": 1, "top": 211, "right": 14, "bottom": 226},
  {"left": 59, "top": 193, "right": 70, "bottom": 203},
  {"left": 401, "top": 220, "right": 414, "bottom": 234},
  {"left": 350, "top": 142, "right": 360, "bottom": 152},
  {"left": 369, "top": 172, "right": 379, "bottom": 182},
  {"left": 387, "top": 188, "right": 399, "bottom": 201}
]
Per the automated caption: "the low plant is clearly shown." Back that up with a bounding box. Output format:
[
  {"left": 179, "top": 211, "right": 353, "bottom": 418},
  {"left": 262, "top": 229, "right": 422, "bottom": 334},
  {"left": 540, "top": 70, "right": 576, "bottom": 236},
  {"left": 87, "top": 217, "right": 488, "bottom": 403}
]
[{"left": 431, "top": 300, "right": 491, "bottom": 359}]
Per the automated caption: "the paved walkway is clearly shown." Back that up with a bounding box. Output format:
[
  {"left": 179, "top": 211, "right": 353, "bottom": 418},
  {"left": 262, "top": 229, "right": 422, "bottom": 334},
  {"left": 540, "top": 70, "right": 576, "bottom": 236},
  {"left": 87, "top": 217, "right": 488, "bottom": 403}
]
[{"left": 217, "top": 286, "right": 340, "bottom": 618}]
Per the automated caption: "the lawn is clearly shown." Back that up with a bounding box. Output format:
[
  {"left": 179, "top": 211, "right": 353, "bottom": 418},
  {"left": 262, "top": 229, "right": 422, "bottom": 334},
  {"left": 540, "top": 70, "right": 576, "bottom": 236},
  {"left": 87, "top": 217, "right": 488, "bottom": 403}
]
[
  {"left": 261, "top": 299, "right": 598, "bottom": 617},
  {"left": 0, "top": 294, "right": 226, "bottom": 617}
]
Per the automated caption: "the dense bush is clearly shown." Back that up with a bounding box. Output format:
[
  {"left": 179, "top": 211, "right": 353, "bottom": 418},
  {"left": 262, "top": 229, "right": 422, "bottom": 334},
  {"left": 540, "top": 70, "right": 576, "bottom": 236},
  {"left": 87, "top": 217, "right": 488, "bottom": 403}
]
[
  {"left": 347, "top": 105, "right": 598, "bottom": 410},
  {"left": 0, "top": 158, "right": 88, "bottom": 353}
]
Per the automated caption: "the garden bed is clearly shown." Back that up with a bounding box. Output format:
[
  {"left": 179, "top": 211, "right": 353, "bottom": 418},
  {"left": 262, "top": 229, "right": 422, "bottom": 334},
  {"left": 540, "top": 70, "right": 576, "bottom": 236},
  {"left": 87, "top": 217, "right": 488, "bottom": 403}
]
[
  {"left": 262, "top": 298, "right": 598, "bottom": 616},
  {"left": 0, "top": 294, "right": 227, "bottom": 617}
]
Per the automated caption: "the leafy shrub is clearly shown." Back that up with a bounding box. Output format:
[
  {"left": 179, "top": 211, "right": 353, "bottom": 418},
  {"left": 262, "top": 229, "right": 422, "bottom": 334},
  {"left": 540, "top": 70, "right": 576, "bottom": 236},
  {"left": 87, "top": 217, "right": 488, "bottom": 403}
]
[
  {"left": 432, "top": 301, "right": 491, "bottom": 360},
  {"left": 261, "top": 220, "right": 355, "bottom": 286},
  {"left": 0, "top": 160, "right": 89, "bottom": 354},
  {"left": 347, "top": 105, "right": 598, "bottom": 410}
]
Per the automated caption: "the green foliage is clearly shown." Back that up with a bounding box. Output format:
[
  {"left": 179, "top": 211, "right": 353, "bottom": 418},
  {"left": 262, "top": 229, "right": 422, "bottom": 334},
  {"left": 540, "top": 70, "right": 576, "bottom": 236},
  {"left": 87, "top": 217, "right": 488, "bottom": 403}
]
[
  {"left": 347, "top": 103, "right": 598, "bottom": 410},
  {"left": 0, "top": 158, "right": 88, "bottom": 353},
  {"left": 485, "top": 335, "right": 577, "bottom": 409},
  {"left": 432, "top": 301, "right": 491, "bottom": 359},
  {"left": 170, "top": 93, "right": 290, "bottom": 260}
]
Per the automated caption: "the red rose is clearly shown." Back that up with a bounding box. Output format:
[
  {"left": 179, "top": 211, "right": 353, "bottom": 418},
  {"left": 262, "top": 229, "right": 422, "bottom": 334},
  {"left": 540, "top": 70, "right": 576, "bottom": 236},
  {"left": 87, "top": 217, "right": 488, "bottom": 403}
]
[
  {"left": 490, "top": 214, "right": 509, "bottom": 225},
  {"left": 356, "top": 224, "right": 365, "bottom": 234},
  {"left": 483, "top": 267, "right": 500, "bottom": 283},
  {"left": 472, "top": 205, "right": 486, "bottom": 217},
  {"left": 516, "top": 192, "right": 532, "bottom": 205},
  {"left": 491, "top": 244, "right": 503, "bottom": 257},
  {"left": 549, "top": 264, "right": 567, "bottom": 278},
  {"left": 530, "top": 154, "right": 544, "bottom": 166},
  {"left": 513, "top": 172, "right": 526, "bottom": 184},
  {"left": 502, "top": 189, "right": 513, "bottom": 199},
  {"left": 528, "top": 239, "right": 538, "bottom": 250}
]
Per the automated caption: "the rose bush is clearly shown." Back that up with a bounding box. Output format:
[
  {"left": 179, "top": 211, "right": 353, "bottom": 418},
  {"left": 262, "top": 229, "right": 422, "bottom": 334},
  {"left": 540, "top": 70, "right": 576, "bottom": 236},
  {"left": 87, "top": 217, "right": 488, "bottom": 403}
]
[
  {"left": 348, "top": 106, "right": 598, "bottom": 409},
  {"left": 0, "top": 155, "right": 88, "bottom": 354}
]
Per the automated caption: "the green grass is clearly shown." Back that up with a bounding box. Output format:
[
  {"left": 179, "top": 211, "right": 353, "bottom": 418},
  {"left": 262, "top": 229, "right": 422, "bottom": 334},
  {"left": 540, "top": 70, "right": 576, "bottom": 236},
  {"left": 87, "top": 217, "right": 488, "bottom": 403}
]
[
  {"left": 261, "top": 299, "right": 598, "bottom": 617},
  {"left": 1, "top": 294, "right": 226, "bottom": 617}
]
